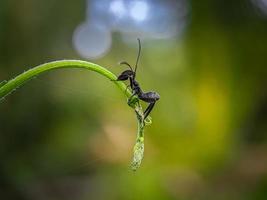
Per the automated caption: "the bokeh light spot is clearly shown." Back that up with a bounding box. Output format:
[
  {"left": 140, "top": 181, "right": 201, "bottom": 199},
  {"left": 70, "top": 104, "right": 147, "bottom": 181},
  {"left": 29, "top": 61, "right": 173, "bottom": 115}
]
[
  {"left": 73, "top": 22, "right": 111, "bottom": 59},
  {"left": 109, "top": 0, "right": 126, "bottom": 18},
  {"left": 130, "top": 1, "right": 149, "bottom": 21},
  {"left": 252, "top": 0, "right": 267, "bottom": 15}
]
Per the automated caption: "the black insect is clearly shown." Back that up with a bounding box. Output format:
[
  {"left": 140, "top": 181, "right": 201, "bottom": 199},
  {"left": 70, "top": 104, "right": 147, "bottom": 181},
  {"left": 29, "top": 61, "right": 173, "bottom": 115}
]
[{"left": 116, "top": 39, "right": 160, "bottom": 119}]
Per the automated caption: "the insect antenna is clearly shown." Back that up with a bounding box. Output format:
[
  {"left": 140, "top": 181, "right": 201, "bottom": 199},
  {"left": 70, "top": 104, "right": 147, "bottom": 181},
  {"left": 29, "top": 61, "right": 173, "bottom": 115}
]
[
  {"left": 134, "top": 38, "right": 141, "bottom": 77},
  {"left": 119, "top": 61, "right": 133, "bottom": 71}
]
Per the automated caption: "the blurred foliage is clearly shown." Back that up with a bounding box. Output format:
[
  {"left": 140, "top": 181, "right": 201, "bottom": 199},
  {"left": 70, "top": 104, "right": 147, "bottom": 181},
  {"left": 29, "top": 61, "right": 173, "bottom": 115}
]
[{"left": 0, "top": 0, "right": 267, "bottom": 199}]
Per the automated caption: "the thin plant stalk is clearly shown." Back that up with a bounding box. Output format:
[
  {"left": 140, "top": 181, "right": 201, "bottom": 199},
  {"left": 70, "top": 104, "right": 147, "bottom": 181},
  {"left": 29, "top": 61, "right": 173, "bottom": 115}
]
[{"left": 0, "top": 59, "right": 149, "bottom": 170}]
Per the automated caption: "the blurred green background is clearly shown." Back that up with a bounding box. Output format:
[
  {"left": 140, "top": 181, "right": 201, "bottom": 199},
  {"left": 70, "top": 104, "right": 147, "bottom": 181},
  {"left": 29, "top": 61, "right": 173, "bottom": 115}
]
[{"left": 1, "top": 0, "right": 267, "bottom": 199}]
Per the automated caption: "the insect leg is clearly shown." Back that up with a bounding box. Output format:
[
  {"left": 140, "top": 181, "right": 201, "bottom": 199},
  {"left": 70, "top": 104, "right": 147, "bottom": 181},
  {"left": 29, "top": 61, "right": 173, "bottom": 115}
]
[
  {"left": 144, "top": 102, "right": 155, "bottom": 119},
  {"left": 127, "top": 90, "right": 138, "bottom": 106},
  {"left": 129, "top": 90, "right": 137, "bottom": 100},
  {"left": 125, "top": 85, "right": 131, "bottom": 95}
]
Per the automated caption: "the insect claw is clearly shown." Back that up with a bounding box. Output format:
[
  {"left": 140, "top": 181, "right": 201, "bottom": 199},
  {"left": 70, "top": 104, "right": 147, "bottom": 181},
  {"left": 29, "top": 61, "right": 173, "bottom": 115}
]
[{"left": 144, "top": 116, "right": 152, "bottom": 125}]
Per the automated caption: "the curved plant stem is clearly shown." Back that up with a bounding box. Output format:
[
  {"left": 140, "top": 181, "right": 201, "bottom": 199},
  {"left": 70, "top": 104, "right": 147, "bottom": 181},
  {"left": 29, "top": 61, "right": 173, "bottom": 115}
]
[
  {"left": 0, "top": 60, "right": 132, "bottom": 101},
  {"left": 0, "top": 59, "right": 149, "bottom": 170}
]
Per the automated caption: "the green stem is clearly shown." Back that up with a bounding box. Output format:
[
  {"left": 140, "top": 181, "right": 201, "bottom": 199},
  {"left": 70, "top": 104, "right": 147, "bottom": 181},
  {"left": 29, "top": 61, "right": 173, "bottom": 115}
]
[
  {"left": 0, "top": 59, "right": 148, "bottom": 170},
  {"left": 131, "top": 103, "right": 145, "bottom": 171},
  {"left": 0, "top": 59, "right": 132, "bottom": 101}
]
